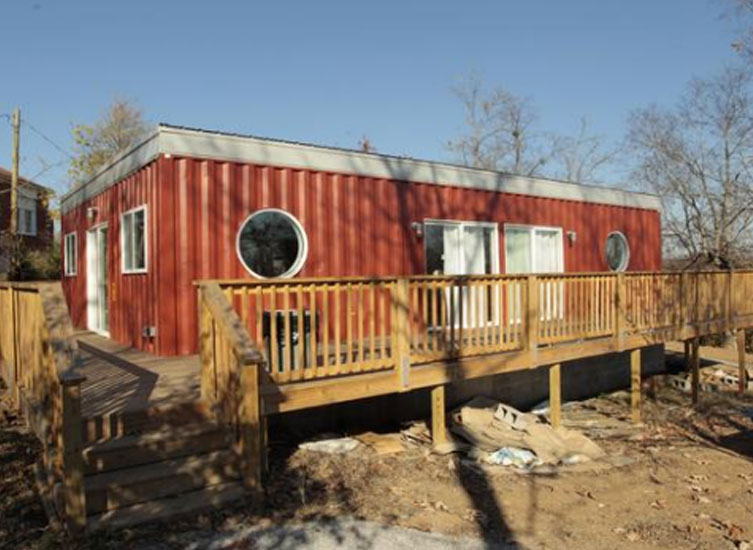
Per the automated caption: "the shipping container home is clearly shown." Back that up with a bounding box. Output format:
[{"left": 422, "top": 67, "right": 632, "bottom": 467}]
[{"left": 59, "top": 124, "right": 662, "bottom": 357}]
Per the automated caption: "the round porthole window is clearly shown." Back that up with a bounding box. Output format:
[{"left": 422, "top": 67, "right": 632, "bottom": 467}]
[
  {"left": 605, "top": 231, "right": 629, "bottom": 272},
  {"left": 236, "top": 209, "right": 308, "bottom": 278}
]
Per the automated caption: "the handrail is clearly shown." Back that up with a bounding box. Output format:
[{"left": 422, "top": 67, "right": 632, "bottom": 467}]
[
  {"left": 196, "top": 281, "right": 265, "bottom": 496},
  {"left": 0, "top": 281, "right": 86, "bottom": 531},
  {"left": 198, "top": 282, "right": 264, "bottom": 365},
  {"left": 195, "top": 269, "right": 753, "bottom": 287},
  {"left": 206, "top": 270, "right": 753, "bottom": 387}
]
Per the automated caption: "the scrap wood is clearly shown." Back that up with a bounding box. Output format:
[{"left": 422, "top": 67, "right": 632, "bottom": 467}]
[
  {"left": 355, "top": 432, "right": 404, "bottom": 455},
  {"left": 401, "top": 421, "right": 432, "bottom": 446}
]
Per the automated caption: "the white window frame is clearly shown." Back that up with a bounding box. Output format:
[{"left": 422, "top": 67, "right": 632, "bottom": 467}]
[
  {"left": 503, "top": 223, "right": 564, "bottom": 274},
  {"left": 236, "top": 208, "right": 309, "bottom": 279},
  {"left": 605, "top": 231, "right": 630, "bottom": 272},
  {"left": 121, "top": 205, "right": 148, "bottom": 275},
  {"left": 504, "top": 224, "right": 565, "bottom": 323},
  {"left": 64, "top": 232, "right": 77, "bottom": 277},
  {"left": 17, "top": 195, "right": 37, "bottom": 236},
  {"left": 423, "top": 219, "right": 500, "bottom": 330},
  {"left": 422, "top": 219, "right": 500, "bottom": 275}
]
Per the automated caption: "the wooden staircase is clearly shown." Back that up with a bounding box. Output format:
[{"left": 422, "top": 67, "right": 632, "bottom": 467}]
[{"left": 80, "top": 417, "right": 246, "bottom": 531}]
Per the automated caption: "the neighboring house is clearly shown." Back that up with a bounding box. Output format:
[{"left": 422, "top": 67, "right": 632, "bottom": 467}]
[
  {"left": 59, "top": 124, "right": 662, "bottom": 356},
  {"left": 0, "top": 167, "right": 54, "bottom": 271}
]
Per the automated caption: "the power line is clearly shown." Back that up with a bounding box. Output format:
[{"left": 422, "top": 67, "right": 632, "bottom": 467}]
[{"left": 21, "top": 117, "right": 75, "bottom": 160}]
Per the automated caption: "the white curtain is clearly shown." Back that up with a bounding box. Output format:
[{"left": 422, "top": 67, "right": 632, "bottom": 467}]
[{"left": 505, "top": 228, "right": 532, "bottom": 274}]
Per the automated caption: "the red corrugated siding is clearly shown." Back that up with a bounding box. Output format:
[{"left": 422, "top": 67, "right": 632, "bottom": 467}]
[
  {"left": 62, "top": 154, "right": 661, "bottom": 356},
  {"left": 61, "top": 161, "right": 161, "bottom": 354}
]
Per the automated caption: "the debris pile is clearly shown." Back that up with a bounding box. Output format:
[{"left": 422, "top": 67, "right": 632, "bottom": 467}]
[
  {"left": 448, "top": 396, "right": 605, "bottom": 470},
  {"left": 667, "top": 365, "right": 752, "bottom": 394}
]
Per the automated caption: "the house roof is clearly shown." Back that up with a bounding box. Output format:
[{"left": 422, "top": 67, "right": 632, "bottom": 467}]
[
  {"left": 0, "top": 167, "right": 53, "bottom": 195},
  {"left": 60, "top": 123, "right": 663, "bottom": 214}
]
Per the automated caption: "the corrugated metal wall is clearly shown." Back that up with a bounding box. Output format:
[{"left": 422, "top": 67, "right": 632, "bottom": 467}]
[
  {"left": 61, "top": 161, "right": 161, "bottom": 353},
  {"left": 62, "top": 154, "right": 662, "bottom": 356}
]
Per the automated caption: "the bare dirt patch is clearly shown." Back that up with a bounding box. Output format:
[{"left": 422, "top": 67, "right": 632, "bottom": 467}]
[{"left": 2, "top": 380, "right": 753, "bottom": 549}]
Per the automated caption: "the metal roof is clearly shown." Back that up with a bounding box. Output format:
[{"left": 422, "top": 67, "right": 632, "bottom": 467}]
[{"left": 60, "top": 124, "right": 663, "bottom": 213}]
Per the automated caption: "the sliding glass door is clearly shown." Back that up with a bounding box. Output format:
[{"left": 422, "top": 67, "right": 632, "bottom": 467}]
[
  {"left": 505, "top": 225, "right": 564, "bottom": 320},
  {"left": 425, "top": 220, "right": 499, "bottom": 328}
]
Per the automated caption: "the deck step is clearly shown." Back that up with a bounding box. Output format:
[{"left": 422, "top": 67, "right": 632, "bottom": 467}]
[
  {"left": 83, "top": 421, "right": 228, "bottom": 474},
  {"left": 83, "top": 402, "right": 210, "bottom": 443},
  {"left": 85, "top": 449, "right": 240, "bottom": 515},
  {"left": 86, "top": 481, "right": 247, "bottom": 532}
]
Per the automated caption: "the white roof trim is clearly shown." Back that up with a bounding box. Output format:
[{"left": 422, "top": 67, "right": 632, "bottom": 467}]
[{"left": 61, "top": 125, "right": 663, "bottom": 213}]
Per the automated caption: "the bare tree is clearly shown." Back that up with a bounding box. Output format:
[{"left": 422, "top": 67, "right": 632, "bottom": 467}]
[
  {"left": 447, "top": 75, "right": 549, "bottom": 175},
  {"left": 69, "top": 99, "right": 151, "bottom": 186},
  {"left": 549, "top": 117, "right": 620, "bottom": 183},
  {"left": 627, "top": 66, "right": 753, "bottom": 268},
  {"left": 727, "top": 0, "right": 753, "bottom": 60}
]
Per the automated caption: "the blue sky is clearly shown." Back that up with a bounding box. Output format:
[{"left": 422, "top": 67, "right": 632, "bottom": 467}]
[{"left": 0, "top": 0, "right": 742, "bottom": 197}]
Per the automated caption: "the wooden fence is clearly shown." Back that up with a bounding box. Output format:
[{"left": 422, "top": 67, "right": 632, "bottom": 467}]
[
  {"left": 201, "top": 270, "right": 753, "bottom": 386},
  {"left": 0, "top": 282, "right": 86, "bottom": 531}
]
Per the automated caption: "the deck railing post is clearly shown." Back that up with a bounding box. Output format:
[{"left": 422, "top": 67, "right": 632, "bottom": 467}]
[
  {"left": 727, "top": 270, "right": 734, "bottom": 331},
  {"left": 524, "top": 275, "right": 539, "bottom": 367},
  {"left": 392, "top": 278, "right": 411, "bottom": 391},
  {"left": 615, "top": 273, "right": 626, "bottom": 351},
  {"left": 238, "top": 359, "right": 264, "bottom": 499},
  {"left": 9, "top": 286, "right": 20, "bottom": 408},
  {"left": 198, "top": 287, "right": 216, "bottom": 407},
  {"left": 60, "top": 377, "right": 87, "bottom": 532}
]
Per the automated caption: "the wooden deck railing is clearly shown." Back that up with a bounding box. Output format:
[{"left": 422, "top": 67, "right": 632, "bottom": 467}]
[
  {"left": 197, "top": 282, "right": 266, "bottom": 495},
  {"left": 203, "top": 270, "right": 753, "bottom": 387},
  {"left": 214, "top": 278, "right": 400, "bottom": 383},
  {"left": 0, "top": 282, "right": 86, "bottom": 532}
]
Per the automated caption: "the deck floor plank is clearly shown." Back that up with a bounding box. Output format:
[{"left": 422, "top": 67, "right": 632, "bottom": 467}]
[{"left": 76, "top": 332, "right": 200, "bottom": 420}]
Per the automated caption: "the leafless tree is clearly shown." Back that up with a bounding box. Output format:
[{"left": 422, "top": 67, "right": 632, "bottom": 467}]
[
  {"left": 727, "top": 0, "right": 753, "bottom": 60},
  {"left": 549, "top": 117, "right": 620, "bottom": 183},
  {"left": 627, "top": 66, "right": 753, "bottom": 268},
  {"left": 447, "top": 75, "right": 549, "bottom": 175}
]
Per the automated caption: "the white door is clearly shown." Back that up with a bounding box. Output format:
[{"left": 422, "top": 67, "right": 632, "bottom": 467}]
[
  {"left": 504, "top": 225, "right": 564, "bottom": 321},
  {"left": 87, "top": 224, "right": 109, "bottom": 335},
  {"left": 424, "top": 221, "right": 498, "bottom": 328},
  {"left": 533, "top": 228, "right": 564, "bottom": 320}
]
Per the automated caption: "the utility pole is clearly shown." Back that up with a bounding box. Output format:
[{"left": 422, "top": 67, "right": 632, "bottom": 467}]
[{"left": 9, "top": 108, "right": 20, "bottom": 235}]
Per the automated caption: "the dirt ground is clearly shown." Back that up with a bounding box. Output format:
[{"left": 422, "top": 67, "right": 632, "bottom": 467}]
[{"left": 2, "top": 377, "right": 753, "bottom": 550}]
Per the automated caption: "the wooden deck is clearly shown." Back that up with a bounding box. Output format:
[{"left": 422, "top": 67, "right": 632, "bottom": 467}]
[
  {"left": 75, "top": 332, "right": 200, "bottom": 427},
  {"left": 3, "top": 271, "right": 753, "bottom": 532}
]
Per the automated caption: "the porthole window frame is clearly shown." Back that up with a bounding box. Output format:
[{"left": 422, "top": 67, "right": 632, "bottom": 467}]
[
  {"left": 605, "top": 231, "right": 630, "bottom": 272},
  {"left": 235, "top": 208, "right": 309, "bottom": 279}
]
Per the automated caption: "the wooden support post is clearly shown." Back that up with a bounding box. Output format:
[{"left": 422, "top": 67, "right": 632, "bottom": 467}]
[
  {"left": 691, "top": 338, "right": 700, "bottom": 406},
  {"left": 525, "top": 275, "right": 539, "bottom": 367},
  {"left": 430, "top": 385, "right": 448, "bottom": 448},
  {"left": 61, "top": 380, "right": 86, "bottom": 532},
  {"left": 630, "top": 348, "right": 642, "bottom": 424},
  {"left": 549, "top": 363, "right": 561, "bottom": 429},
  {"left": 392, "top": 278, "right": 411, "bottom": 391},
  {"left": 614, "top": 273, "right": 626, "bottom": 350},
  {"left": 238, "top": 361, "right": 263, "bottom": 498},
  {"left": 684, "top": 340, "right": 690, "bottom": 370},
  {"left": 737, "top": 329, "right": 748, "bottom": 396}
]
